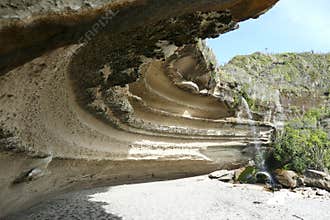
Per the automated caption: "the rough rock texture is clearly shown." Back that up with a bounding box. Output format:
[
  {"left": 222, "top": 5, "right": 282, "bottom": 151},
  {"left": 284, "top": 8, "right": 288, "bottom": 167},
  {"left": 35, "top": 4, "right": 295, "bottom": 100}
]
[
  {"left": 304, "top": 170, "right": 330, "bottom": 191},
  {"left": 0, "top": 0, "right": 278, "bottom": 217},
  {"left": 219, "top": 52, "right": 330, "bottom": 123},
  {"left": 274, "top": 169, "right": 299, "bottom": 188}
]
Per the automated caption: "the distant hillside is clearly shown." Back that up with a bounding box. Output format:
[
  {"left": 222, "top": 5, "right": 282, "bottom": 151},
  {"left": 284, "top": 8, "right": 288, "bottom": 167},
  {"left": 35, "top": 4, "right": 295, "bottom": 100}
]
[{"left": 218, "top": 52, "right": 330, "bottom": 118}]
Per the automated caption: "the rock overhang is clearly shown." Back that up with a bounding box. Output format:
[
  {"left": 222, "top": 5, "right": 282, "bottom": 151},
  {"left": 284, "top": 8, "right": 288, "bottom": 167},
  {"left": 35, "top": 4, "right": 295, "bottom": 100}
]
[
  {"left": 0, "top": 0, "right": 278, "bottom": 217},
  {"left": 0, "top": 0, "right": 278, "bottom": 74}
]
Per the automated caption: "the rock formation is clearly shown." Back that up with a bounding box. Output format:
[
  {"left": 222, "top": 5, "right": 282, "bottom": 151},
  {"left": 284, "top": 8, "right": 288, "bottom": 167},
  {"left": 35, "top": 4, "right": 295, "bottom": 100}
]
[
  {"left": 0, "top": 0, "right": 278, "bottom": 217},
  {"left": 219, "top": 52, "right": 330, "bottom": 122}
]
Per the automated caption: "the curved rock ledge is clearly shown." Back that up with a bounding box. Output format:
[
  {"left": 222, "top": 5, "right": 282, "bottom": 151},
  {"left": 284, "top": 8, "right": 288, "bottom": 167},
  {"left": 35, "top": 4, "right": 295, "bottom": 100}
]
[{"left": 0, "top": 0, "right": 278, "bottom": 217}]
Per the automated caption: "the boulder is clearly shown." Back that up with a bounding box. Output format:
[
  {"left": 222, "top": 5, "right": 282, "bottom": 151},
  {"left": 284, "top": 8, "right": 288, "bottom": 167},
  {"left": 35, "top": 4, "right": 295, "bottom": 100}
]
[
  {"left": 304, "top": 169, "right": 329, "bottom": 179},
  {"left": 234, "top": 167, "right": 246, "bottom": 182},
  {"left": 237, "top": 166, "right": 257, "bottom": 184},
  {"left": 209, "top": 170, "right": 235, "bottom": 182},
  {"left": 256, "top": 171, "right": 273, "bottom": 184},
  {"left": 175, "top": 81, "right": 200, "bottom": 93},
  {"left": 199, "top": 89, "right": 209, "bottom": 95},
  {"left": 12, "top": 168, "right": 44, "bottom": 184},
  {"left": 274, "top": 169, "right": 299, "bottom": 188},
  {"left": 303, "top": 169, "right": 330, "bottom": 191}
]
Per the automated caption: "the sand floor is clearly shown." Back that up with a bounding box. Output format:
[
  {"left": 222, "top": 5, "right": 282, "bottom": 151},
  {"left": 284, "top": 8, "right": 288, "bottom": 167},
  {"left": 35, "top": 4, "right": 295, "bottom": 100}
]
[{"left": 6, "top": 176, "right": 330, "bottom": 220}]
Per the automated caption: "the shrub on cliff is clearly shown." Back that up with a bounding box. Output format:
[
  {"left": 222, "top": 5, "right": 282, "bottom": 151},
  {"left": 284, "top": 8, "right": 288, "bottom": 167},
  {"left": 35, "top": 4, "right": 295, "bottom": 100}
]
[{"left": 273, "top": 108, "right": 330, "bottom": 173}]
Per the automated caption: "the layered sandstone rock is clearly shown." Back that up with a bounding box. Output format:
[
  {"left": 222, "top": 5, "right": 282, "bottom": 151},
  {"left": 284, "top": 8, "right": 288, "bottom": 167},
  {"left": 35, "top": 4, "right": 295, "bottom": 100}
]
[{"left": 0, "top": 0, "right": 278, "bottom": 217}]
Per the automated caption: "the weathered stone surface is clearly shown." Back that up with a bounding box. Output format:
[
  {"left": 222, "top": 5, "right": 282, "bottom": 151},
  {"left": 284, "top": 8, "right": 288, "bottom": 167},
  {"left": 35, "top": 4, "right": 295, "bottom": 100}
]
[
  {"left": 0, "top": 0, "right": 278, "bottom": 217},
  {"left": 175, "top": 81, "right": 200, "bottom": 93},
  {"left": 274, "top": 169, "right": 299, "bottom": 188},
  {"left": 255, "top": 171, "right": 273, "bottom": 184},
  {"left": 305, "top": 169, "right": 329, "bottom": 179},
  {"left": 304, "top": 169, "right": 330, "bottom": 191},
  {"left": 0, "top": 0, "right": 278, "bottom": 74},
  {"left": 208, "top": 169, "right": 235, "bottom": 182}
]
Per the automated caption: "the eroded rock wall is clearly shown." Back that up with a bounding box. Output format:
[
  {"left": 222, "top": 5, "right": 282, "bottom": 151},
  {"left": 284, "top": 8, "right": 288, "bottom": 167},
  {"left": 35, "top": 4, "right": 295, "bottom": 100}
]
[{"left": 0, "top": 0, "right": 278, "bottom": 217}]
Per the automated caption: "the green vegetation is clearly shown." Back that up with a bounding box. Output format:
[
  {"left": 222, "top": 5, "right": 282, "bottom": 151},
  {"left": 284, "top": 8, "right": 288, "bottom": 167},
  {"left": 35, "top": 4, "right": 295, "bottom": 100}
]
[
  {"left": 229, "top": 81, "right": 260, "bottom": 111},
  {"left": 220, "top": 52, "right": 330, "bottom": 104},
  {"left": 272, "top": 108, "right": 330, "bottom": 173},
  {"left": 225, "top": 52, "right": 330, "bottom": 89},
  {"left": 237, "top": 166, "right": 257, "bottom": 183},
  {"left": 240, "top": 83, "right": 260, "bottom": 111},
  {"left": 218, "top": 52, "right": 330, "bottom": 173}
]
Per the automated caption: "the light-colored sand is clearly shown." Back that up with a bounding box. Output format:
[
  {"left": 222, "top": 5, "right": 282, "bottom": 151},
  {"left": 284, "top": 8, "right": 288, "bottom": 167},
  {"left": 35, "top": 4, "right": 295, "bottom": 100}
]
[{"left": 8, "top": 176, "right": 330, "bottom": 220}]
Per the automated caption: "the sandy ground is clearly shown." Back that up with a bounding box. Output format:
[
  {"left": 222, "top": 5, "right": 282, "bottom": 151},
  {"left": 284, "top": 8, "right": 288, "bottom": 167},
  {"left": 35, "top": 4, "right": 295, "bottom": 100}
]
[{"left": 7, "top": 176, "right": 330, "bottom": 220}]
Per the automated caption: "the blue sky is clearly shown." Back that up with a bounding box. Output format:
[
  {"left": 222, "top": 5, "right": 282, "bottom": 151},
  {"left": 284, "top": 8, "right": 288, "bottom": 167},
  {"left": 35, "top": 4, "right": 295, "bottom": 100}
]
[{"left": 207, "top": 0, "right": 330, "bottom": 64}]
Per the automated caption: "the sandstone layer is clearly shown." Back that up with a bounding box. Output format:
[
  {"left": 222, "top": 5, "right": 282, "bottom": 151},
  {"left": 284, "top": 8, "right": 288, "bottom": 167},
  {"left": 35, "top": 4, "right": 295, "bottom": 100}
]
[{"left": 0, "top": 0, "right": 277, "bottom": 217}]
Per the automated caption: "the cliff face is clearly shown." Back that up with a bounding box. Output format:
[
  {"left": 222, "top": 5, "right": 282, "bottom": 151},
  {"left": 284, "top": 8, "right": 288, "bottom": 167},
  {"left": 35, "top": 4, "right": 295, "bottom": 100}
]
[
  {"left": 0, "top": 0, "right": 278, "bottom": 217},
  {"left": 219, "top": 52, "right": 330, "bottom": 122}
]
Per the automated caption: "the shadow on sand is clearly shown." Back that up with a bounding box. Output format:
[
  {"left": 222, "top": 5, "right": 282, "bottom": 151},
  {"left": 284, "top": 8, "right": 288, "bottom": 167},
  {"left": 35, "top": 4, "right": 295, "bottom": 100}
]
[{"left": 5, "top": 188, "right": 122, "bottom": 220}]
